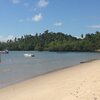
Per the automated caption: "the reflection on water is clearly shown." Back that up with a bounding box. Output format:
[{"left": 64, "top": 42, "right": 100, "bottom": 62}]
[{"left": 0, "top": 51, "right": 100, "bottom": 88}]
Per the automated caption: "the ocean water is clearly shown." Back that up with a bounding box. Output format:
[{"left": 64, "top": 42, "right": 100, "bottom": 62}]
[{"left": 0, "top": 51, "right": 100, "bottom": 88}]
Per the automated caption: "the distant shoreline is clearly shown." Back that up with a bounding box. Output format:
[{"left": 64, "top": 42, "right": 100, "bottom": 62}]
[{"left": 1, "top": 31, "right": 100, "bottom": 52}]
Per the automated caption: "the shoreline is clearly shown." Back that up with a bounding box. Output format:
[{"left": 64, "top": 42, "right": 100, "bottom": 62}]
[
  {"left": 0, "top": 62, "right": 79, "bottom": 89},
  {"left": 0, "top": 58, "right": 97, "bottom": 89},
  {"left": 0, "top": 59, "right": 100, "bottom": 100}
]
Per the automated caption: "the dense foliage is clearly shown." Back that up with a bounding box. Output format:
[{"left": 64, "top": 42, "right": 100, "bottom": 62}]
[{"left": 0, "top": 30, "right": 100, "bottom": 52}]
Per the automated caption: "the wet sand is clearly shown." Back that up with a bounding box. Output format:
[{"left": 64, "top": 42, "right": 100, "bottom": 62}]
[{"left": 0, "top": 60, "right": 100, "bottom": 100}]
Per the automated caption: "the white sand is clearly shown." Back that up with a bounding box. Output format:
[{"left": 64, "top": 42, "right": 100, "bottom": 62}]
[{"left": 0, "top": 60, "right": 100, "bottom": 100}]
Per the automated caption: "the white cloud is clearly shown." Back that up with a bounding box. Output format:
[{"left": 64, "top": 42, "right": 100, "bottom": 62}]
[
  {"left": 7, "top": 35, "right": 14, "bottom": 40},
  {"left": 54, "top": 22, "right": 63, "bottom": 27},
  {"left": 0, "top": 35, "right": 14, "bottom": 42},
  {"left": 37, "top": 0, "right": 48, "bottom": 8},
  {"left": 11, "top": 0, "right": 21, "bottom": 4},
  {"left": 30, "top": 0, "right": 48, "bottom": 12},
  {"left": 88, "top": 24, "right": 100, "bottom": 29},
  {"left": 32, "top": 13, "right": 42, "bottom": 22}
]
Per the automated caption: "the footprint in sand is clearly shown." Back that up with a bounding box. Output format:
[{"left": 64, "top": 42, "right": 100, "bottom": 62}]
[{"left": 94, "top": 97, "right": 98, "bottom": 100}]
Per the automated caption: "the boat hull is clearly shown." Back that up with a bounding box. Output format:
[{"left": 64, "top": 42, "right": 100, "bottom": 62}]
[{"left": 24, "top": 54, "right": 35, "bottom": 57}]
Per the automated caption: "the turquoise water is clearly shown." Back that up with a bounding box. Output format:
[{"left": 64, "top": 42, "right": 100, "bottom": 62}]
[{"left": 0, "top": 51, "right": 100, "bottom": 88}]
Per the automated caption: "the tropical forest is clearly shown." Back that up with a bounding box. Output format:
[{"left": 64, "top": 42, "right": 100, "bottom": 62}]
[{"left": 0, "top": 30, "right": 100, "bottom": 52}]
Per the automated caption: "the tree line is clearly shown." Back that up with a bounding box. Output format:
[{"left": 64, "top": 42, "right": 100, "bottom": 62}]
[{"left": 0, "top": 30, "right": 100, "bottom": 52}]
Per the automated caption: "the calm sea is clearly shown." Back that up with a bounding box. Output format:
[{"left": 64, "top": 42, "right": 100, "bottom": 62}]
[{"left": 0, "top": 51, "right": 100, "bottom": 88}]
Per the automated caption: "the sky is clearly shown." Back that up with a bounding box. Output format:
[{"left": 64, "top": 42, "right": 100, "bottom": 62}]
[{"left": 0, "top": 0, "right": 100, "bottom": 41}]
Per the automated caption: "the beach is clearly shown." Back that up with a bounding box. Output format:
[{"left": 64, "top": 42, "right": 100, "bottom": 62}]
[{"left": 0, "top": 60, "right": 100, "bottom": 100}]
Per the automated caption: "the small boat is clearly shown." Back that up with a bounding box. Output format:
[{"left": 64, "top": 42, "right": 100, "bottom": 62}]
[
  {"left": 0, "top": 50, "right": 9, "bottom": 54},
  {"left": 24, "top": 54, "right": 35, "bottom": 57},
  {"left": 4, "top": 50, "right": 9, "bottom": 53}
]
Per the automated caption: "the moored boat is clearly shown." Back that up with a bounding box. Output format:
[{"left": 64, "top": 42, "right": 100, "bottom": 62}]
[
  {"left": 0, "top": 50, "right": 9, "bottom": 54},
  {"left": 24, "top": 54, "right": 35, "bottom": 57}
]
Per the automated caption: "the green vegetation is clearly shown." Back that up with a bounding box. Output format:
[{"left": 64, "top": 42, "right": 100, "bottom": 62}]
[{"left": 0, "top": 30, "right": 100, "bottom": 52}]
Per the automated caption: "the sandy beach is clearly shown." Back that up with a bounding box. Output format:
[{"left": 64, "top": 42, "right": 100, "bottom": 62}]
[{"left": 0, "top": 60, "right": 100, "bottom": 100}]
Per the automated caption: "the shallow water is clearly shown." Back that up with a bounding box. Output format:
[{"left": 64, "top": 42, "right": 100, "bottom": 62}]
[{"left": 0, "top": 51, "right": 100, "bottom": 88}]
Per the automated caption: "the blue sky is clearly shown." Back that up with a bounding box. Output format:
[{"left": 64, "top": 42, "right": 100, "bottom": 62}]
[{"left": 0, "top": 0, "right": 100, "bottom": 41}]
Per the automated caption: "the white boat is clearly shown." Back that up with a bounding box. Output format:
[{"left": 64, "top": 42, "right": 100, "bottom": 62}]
[
  {"left": 24, "top": 54, "right": 35, "bottom": 57},
  {"left": 0, "top": 50, "right": 9, "bottom": 54}
]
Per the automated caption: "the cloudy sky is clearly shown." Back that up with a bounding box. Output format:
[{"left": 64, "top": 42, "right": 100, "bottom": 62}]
[{"left": 0, "top": 0, "right": 100, "bottom": 41}]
